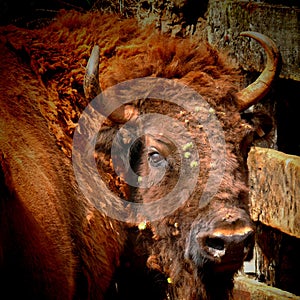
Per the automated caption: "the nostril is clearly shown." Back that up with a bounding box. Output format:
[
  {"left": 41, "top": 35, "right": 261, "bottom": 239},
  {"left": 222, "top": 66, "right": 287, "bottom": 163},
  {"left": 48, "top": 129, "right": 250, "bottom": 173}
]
[
  {"left": 206, "top": 237, "right": 225, "bottom": 251},
  {"left": 244, "top": 234, "right": 254, "bottom": 246},
  {"left": 243, "top": 232, "right": 255, "bottom": 254}
]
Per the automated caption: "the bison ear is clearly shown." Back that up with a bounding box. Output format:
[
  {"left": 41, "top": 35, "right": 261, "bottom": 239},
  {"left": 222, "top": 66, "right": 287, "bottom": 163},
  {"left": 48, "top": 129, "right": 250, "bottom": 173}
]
[
  {"left": 240, "top": 111, "right": 274, "bottom": 157},
  {"left": 84, "top": 45, "right": 138, "bottom": 124},
  {"left": 106, "top": 104, "right": 139, "bottom": 124}
]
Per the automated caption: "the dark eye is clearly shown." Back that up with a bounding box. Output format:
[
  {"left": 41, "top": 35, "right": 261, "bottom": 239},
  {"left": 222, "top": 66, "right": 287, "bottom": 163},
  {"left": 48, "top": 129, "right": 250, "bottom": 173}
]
[{"left": 148, "top": 149, "right": 167, "bottom": 167}]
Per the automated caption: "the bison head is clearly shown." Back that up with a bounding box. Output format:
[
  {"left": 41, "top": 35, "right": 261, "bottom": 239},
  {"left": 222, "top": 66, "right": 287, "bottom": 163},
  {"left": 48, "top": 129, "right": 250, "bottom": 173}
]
[{"left": 74, "top": 31, "right": 279, "bottom": 299}]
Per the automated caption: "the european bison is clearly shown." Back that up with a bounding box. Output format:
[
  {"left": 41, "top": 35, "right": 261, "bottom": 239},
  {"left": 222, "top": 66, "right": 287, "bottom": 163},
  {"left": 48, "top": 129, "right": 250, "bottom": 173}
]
[{"left": 0, "top": 10, "right": 278, "bottom": 300}]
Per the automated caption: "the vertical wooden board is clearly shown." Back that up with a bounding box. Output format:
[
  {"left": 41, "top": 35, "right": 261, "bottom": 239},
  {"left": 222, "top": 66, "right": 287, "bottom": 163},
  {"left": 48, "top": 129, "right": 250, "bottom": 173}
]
[{"left": 207, "top": 0, "right": 300, "bottom": 81}]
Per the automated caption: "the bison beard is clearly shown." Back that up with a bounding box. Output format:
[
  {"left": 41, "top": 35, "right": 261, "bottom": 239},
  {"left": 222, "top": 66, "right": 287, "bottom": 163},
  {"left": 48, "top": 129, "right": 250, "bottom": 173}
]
[{"left": 0, "top": 10, "right": 278, "bottom": 300}]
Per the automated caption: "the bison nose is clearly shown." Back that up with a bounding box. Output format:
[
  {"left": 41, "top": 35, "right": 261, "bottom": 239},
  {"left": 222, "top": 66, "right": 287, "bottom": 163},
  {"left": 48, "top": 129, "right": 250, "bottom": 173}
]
[{"left": 198, "top": 226, "right": 254, "bottom": 268}]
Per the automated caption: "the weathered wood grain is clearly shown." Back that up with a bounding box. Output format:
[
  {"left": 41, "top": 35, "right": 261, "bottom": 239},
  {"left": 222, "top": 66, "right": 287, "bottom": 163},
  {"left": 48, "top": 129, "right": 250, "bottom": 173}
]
[
  {"left": 233, "top": 275, "right": 300, "bottom": 299},
  {"left": 207, "top": 0, "right": 300, "bottom": 81},
  {"left": 247, "top": 147, "right": 300, "bottom": 238}
]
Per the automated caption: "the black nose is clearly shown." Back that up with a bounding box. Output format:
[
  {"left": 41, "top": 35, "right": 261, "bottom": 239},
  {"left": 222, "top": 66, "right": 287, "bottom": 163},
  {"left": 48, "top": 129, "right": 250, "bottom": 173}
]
[{"left": 197, "top": 226, "right": 254, "bottom": 268}]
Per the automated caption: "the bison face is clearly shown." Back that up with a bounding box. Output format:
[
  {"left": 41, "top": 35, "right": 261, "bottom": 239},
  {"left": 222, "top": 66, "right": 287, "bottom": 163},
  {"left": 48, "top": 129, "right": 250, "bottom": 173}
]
[
  {"left": 122, "top": 107, "right": 256, "bottom": 299},
  {"left": 129, "top": 101, "right": 255, "bottom": 272},
  {"left": 80, "top": 31, "right": 278, "bottom": 299},
  {"left": 88, "top": 92, "right": 255, "bottom": 298}
]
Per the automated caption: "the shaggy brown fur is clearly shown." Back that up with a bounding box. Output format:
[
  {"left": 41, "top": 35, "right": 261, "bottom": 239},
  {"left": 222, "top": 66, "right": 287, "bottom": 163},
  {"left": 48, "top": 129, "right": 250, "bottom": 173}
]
[
  {"left": 0, "top": 13, "right": 130, "bottom": 300},
  {"left": 0, "top": 10, "right": 256, "bottom": 299}
]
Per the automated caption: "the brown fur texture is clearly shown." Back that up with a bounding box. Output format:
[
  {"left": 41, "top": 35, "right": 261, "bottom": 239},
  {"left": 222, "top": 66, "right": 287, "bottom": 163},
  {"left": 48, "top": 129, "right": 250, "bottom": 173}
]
[
  {"left": 0, "top": 10, "right": 256, "bottom": 299},
  {"left": 0, "top": 13, "right": 128, "bottom": 300}
]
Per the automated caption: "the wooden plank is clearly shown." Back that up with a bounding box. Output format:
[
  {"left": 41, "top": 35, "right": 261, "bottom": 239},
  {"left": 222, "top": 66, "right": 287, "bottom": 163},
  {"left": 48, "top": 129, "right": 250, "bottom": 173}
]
[
  {"left": 207, "top": 0, "right": 300, "bottom": 81},
  {"left": 247, "top": 147, "right": 300, "bottom": 238},
  {"left": 233, "top": 276, "right": 300, "bottom": 299}
]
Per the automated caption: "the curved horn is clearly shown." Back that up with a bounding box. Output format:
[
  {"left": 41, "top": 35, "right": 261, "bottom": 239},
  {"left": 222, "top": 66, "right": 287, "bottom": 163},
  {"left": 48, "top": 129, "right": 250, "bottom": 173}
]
[
  {"left": 83, "top": 45, "right": 137, "bottom": 123},
  {"left": 236, "top": 31, "right": 279, "bottom": 112},
  {"left": 84, "top": 45, "right": 101, "bottom": 100}
]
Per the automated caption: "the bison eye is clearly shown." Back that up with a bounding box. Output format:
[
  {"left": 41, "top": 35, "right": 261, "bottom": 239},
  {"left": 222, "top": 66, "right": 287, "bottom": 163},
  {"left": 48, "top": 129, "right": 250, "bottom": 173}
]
[{"left": 148, "top": 148, "right": 167, "bottom": 168}]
